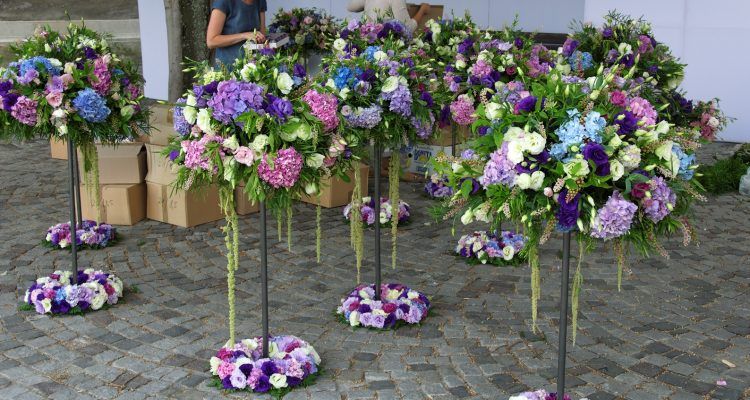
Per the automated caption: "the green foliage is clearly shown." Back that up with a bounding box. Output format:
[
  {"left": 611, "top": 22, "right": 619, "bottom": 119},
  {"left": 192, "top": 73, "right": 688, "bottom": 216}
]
[{"left": 696, "top": 156, "right": 748, "bottom": 194}]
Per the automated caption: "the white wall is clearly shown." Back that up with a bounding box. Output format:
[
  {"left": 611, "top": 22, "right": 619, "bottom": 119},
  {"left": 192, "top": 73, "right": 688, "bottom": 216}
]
[
  {"left": 137, "top": 0, "right": 169, "bottom": 100},
  {"left": 584, "top": 0, "right": 749, "bottom": 142}
]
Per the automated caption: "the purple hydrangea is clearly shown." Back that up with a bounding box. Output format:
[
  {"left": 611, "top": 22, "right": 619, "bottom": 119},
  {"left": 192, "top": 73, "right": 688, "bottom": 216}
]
[
  {"left": 173, "top": 98, "right": 190, "bottom": 136},
  {"left": 590, "top": 191, "right": 637, "bottom": 239},
  {"left": 380, "top": 84, "right": 412, "bottom": 117},
  {"left": 344, "top": 105, "right": 382, "bottom": 129},
  {"left": 561, "top": 38, "right": 579, "bottom": 57},
  {"left": 642, "top": 176, "right": 676, "bottom": 222},
  {"left": 480, "top": 142, "right": 517, "bottom": 188},
  {"left": 207, "top": 80, "right": 265, "bottom": 124}
]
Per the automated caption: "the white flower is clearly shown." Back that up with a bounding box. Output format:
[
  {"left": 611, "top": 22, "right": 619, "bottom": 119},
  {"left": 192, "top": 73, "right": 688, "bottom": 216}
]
[
  {"left": 502, "top": 245, "right": 515, "bottom": 261},
  {"left": 373, "top": 50, "right": 388, "bottom": 61},
  {"left": 276, "top": 72, "right": 294, "bottom": 95},
  {"left": 196, "top": 108, "right": 214, "bottom": 134},
  {"left": 41, "top": 298, "right": 52, "bottom": 313},
  {"left": 460, "top": 209, "right": 474, "bottom": 225},
  {"left": 52, "top": 108, "right": 67, "bottom": 119},
  {"left": 186, "top": 94, "right": 197, "bottom": 107},
  {"left": 618, "top": 42, "right": 633, "bottom": 55},
  {"left": 529, "top": 171, "right": 545, "bottom": 190},
  {"left": 610, "top": 160, "right": 624, "bottom": 181},
  {"left": 609, "top": 135, "right": 623, "bottom": 149},
  {"left": 427, "top": 19, "right": 441, "bottom": 35},
  {"left": 306, "top": 153, "right": 325, "bottom": 168},
  {"left": 241, "top": 338, "right": 259, "bottom": 350},
  {"left": 564, "top": 158, "right": 590, "bottom": 177},
  {"left": 339, "top": 87, "right": 350, "bottom": 100},
  {"left": 223, "top": 135, "right": 239, "bottom": 151},
  {"left": 48, "top": 58, "right": 61, "bottom": 68},
  {"left": 325, "top": 78, "right": 336, "bottom": 89},
  {"left": 506, "top": 141, "right": 525, "bottom": 164},
  {"left": 503, "top": 126, "right": 525, "bottom": 142},
  {"left": 455, "top": 59, "right": 466, "bottom": 69},
  {"left": 182, "top": 106, "right": 197, "bottom": 124},
  {"left": 348, "top": 311, "right": 360, "bottom": 326},
  {"left": 655, "top": 141, "right": 673, "bottom": 161},
  {"left": 304, "top": 182, "right": 318, "bottom": 195},
  {"left": 477, "top": 50, "right": 491, "bottom": 62},
  {"left": 64, "top": 62, "right": 76, "bottom": 74},
  {"left": 333, "top": 38, "right": 347, "bottom": 52},
  {"left": 386, "top": 289, "right": 401, "bottom": 301},
  {"left": 494, "top": 80, "right": 505, "bottom": 92},
  {"left": 308, "top": 346, "right": 321, "bottom": 364},
  {"left": 407, "top": 290, "right": 419, "bottom": 300},
  {"left": 515, "top": 173, "right": 531, "bottom": 189},
  {"left": 524, "top": 132, "right": 546, "bottom": 155},
  {"left": 269, "top": 373, "right": 288, "bottom": 389},
  {"left": 484, "top": 102, "right": 502, "bottom": 120},
  {"left": 381, "top": 76, "right": 400, "bottom": 93},
  {"left": 250, "top": 134, "right": 268, "bottom": 152},
  {"left": 209, "top": 356, "right": 221, "bottom": 374}
]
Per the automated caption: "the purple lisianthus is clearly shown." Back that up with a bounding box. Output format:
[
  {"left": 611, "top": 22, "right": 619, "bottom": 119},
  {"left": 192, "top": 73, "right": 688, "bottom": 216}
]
[
  {"left": 582, "top": 142, "right": 610, "bottom": 176},
  {"left": 457, "top": 38, "right": 474, "bottom": 54},
  {"left": 561, "top": 38, "right": 579, "bottom": 57},
  {"left": 477, "top": 126, "right": 490, "bottom": 136},
  {"left": 419, "top": 91, "right": 434, "bottom": 107},
  {"left": 83, "top": 46, "right": 97, "bottom": 60},
  {"left": 602, "top": 27, "right": 613, "bottom": 38},
  {"left": 293, "top": 63, "right": 306, "bottom": 78},
  {"left": 514, "top": 95, "right": 537, "bottom": 114},
  {"left": 614, "top": 110, "right": 638, "bottom": 135},
  {"left": 265, "top": 94, "right": 293, "bottom": 122},
  {"left": 556, "top": 188, "right": 580, "bottom": 232}
]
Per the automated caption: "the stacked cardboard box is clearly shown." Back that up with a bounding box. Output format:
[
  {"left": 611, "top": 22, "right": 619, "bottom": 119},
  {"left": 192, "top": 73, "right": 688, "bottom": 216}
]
[
  {"left": 301, "top": 163, "right": 370, "bottom": 208},
  {"left": 50, "top": 138, "right": 68, "bottom": 160},
  {"left": 77, "top": 142, "right": 148, "bottom": 225},
  {"left": 428, "top": 124, "right": 470, "bottom": 147},
  {"left": 234, "top": 184, "right": 259, "bottom": 215},
  {"left": 379, "top": 145, "right": 453, "bottom": 182}
]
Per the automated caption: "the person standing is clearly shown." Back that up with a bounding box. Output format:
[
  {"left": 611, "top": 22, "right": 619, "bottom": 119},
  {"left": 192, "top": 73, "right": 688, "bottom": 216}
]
[
  {"left": 347, "top": 0, "right": 431, "bottom": 34},
  {"left": 206, "top": 0, "right": 268, "bottom": 69}
]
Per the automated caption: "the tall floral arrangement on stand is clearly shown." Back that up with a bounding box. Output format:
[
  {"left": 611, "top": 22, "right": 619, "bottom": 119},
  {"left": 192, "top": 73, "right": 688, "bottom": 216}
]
[
  {"left": 166, "top": 50, "right": 357, "bottom": 393},
  {"left": 269, "top": 8, "right": 340, "bottom": 57},
  {"left": 433, "top": 55, "right": 707, "bottom": 340}
]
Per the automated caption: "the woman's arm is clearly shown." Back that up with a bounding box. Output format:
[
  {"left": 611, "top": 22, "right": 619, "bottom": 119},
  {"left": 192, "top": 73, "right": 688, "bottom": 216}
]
[
  {"left": 390, "top": 0, "right": 423, "bottom": 33},
  {"left": 260, "top": 11, "right": 266, "bottom": 35},
  {"left": 347, "top": 0, "right": 366, "bottom": 12},
  {"left": 206, "top": 9, "right": 259, "bottom": 49}
]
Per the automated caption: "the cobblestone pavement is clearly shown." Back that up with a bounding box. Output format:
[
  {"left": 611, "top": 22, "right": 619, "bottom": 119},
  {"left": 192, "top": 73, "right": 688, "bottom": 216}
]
[{"left": 0, "top": 140, "right": 748, "bottom": 400}]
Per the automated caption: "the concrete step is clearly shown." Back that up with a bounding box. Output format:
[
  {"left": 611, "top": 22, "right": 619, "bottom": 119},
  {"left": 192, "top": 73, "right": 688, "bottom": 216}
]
[
  {"left": 0, "top": 38, "right": 142, "bottom": 71},
  {"left": 1, "top": 0, "right": 138, "bottom": 21},
  {"left": 0, "top": 19, "right": 140, "bottom": 43}
]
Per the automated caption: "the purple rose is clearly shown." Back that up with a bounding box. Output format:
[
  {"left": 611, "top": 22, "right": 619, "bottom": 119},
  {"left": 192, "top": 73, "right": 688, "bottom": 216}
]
[
  {"left": 556, "top": 188, "right": 580, "bottom": 232},
  {"left": 582, "top": 142, "right": 610, "bottom": 176}
]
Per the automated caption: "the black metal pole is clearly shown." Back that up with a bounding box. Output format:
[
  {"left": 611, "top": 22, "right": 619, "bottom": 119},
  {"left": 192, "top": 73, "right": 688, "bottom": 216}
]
[
  {"left": 373, "top": 142, "right": 382, "bottom": 300},
  {"left": 67, "top": 139, "right": 78, "bottom": 284},
  {"left": 557, "top": 231, "right": 572, "bottom": 397},
  {"left": 259, "top": 201, "right": 269, "bottom": 358},
  {"left": 71, "top": 144, "right": 83, "bottom": 227}
]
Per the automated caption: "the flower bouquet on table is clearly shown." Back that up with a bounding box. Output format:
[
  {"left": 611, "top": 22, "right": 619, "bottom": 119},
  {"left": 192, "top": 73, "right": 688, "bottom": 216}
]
[
  {"left": 43, "top": 220, "right": 117, "bottom": 250},
  {"left": 343, "top": 196, "right": 410, "bottom": 227},
  {"left": 209, "top": 336, "right": 321, "bottom": 395},
  {"left": 336, "top": 283, "right": 430, "bottom": 329},
  {"left": 22, "top": 269, "right": 123, "bottom": 315},
  {"left": 433, "top": 57, "right": 707, "bottom": 339},
  {"left": 455, "top": 230, "right": 527, "bottom": 266},
  {"left": 424, "top": 174, "right": 453, "bottom": 198},
  {"left": 0, "top": 23, "right": 148, "bottom": 238},
  {"left": 269, "top": 8, "right": 340, "bottom": 56}
]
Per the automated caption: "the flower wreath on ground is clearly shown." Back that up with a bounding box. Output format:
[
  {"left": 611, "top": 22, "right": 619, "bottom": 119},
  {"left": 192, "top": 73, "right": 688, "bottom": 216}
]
[
  {"left": 22, "top": 269, "right": 123, "bottom": 315},
  {"left": 43, "top": 220, "right": 117, "bottom": 250},
  {"left": 209, "top": 336, "right": 321, "bottom": 396},
  {"left": 509, "top": 390, "right": 571, "bottom": 400},
  {"left": 343, "top": 196, "right": 410, "bottom": 227},
  {"left": 337, "top": 283, "right": 430, "bottom": 329},
  {"left": 455, "top": 230, "right": 527, "bottom": 266}
]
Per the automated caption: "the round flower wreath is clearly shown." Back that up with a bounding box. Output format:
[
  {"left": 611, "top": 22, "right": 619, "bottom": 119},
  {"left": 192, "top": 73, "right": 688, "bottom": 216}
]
[
  {"left": 43, "top": 220, "right": 117, "bottom": 250},
  {"left": 455, "top": 230, "right": 528, "bottom": 266},
  {"left": 509, "top": 389, "right": 571, "bottom": 400},
  {"left": 22, "top": 269, "right": 123, "bottom": 315},
  {"left": 337, "top": 283, "right": 430, "bottom": 329},
  {"left": 343, "top": 197, "right": 410, "bottom": 227},
  {"left": 209, "top": 335, "right": 321, "bottom": 395}
]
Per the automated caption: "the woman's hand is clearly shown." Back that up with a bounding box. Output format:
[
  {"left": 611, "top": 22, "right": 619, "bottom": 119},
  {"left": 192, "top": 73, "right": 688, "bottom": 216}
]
[{"left": 244, "top": 31, "right": 265, "bottom": 43}]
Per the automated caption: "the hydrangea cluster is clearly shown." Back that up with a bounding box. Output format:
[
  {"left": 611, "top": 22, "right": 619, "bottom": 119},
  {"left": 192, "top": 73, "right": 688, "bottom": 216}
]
[
  {"left": 343, "top": 105, "right": 382, "bottom": 129},
  {"left": 449, "top": 94, "right": 476, "bottom": 126},
  {"left": 257, "top": 147, "right": 304, "bottom": 189},
  {"left": 509, "top": 390, "right": 571, "bottom": 400},
  {"left": 72, "top": 88, "right": 111, "bottom": 123},
  {"left": 343, "top": 197, "right": 410, "bottom": 227},
  {"left": 10, "top": 96, "right": 38, "bottom": 126},
  {"left": 173, "top": 99, "right": 190, "bottom": 136},
  {"left": 550, "top": 109, "right": 606, "bottom": 160},
  {"left": 424, "top": 174, "right": 453, "bottom": 198},
  {"left": 207, "top": 80, "right": 265, "bottom": 124},
  {"left": 380, "top": 83, "right": 412, "bottom": 117},
  {"left": 90, "top": 56, "right": 112, "bottom": 95},
  {"left": 209, "top": 336, "right": 321, "bottom": 393},
  {"left": 641, "top": 176, "right": 676, "bottom": 223},
  {"left": 337, "top": 283, "right": 430, "bottom": 329},
  {"left": 302, "top": 89, "right": 339, "bottom": 131},
  {"left": 590, "top": 191, "right": 638, "bottom": 240},
  {"left": 23, "top": 269, "right": 123, "bottom": 315},
  {"left": 455, "top": 230, "right": 527, "bottom": 266},
  {"left": 44, "top": 220, "right": 117, "bottom": 250}
]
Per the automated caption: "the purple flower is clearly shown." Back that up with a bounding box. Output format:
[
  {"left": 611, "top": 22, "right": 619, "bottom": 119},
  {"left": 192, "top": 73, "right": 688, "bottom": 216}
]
[
  {"left": 380, "top": 84, "right": 412, "bottom": 117},
  {"left": 208, "top": 80, "right": 265, "bottom": 124},
  {"left": 480, "top": 142, "right": 517, "bottom": 187},
  {"left": 254, "top": 375, "right": 271, "bottom": 392},
  {"left": 641, "top": 177, "right": 675, "bottom": 223},
  {"left": 582, "top": 142, "right": 610, "bottom": 176},
  {"left": 590, "top": 191, "right": 637, "bottom": 239},
  {"left": 514, "top": 37, "right": 524, "bottom": 48},
  {"left": 556, "top": 188, "right": 580, "bottom": 232},
  {"left": 562, "top": 38, "right": 579, "bottom": 57},
  {"left": 614, "top": 110, "right": 638, "bottom": 135},
  {"left": 602, "top": 27, "right": 613, "bottom": 38},
  {"left": 457, "top": 38, "right": 474, "bottom": 54},
  {"left": 619, "top": 53, "right": 635, "bottom": 68},
  {"left": 83, "top": 47, "right": 97, "bottom": 60},
  {"left": 265, "top": 94, "right": 293, "bottom": 122},
  {"left": 514, "top": 95, "right": 537, "bottom": 114},
  {"left": 293, "top": 63, "right": 306, "bottom": 78},
  {"left": 419, "top": 91, "right": 434, "bottom": 107},
  {"left": 477, "top": 126, "right": 490, "bottom": 136}
]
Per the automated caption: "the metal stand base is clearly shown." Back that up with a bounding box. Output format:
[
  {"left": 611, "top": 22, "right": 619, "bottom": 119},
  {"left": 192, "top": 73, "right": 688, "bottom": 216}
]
[
  {"left": 259, "top": 201, "right": 269, "bottom": 357},
  {"left": 556, "top": 232, "right": 572, "bottom": 398},
  {"left": 66, "top": 139, "right": 80, "bottom": 284},
  {"left": 373, "top": 143, "right": 382, "bottom": 300}
]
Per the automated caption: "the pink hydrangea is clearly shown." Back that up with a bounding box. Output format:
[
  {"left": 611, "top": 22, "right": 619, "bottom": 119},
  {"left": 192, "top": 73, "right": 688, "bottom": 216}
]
[
  {"left": 450, "top": 95, "right": 476, "bottom": 126},
  {"left": 302, "top": 89, "right": 339, "bottom": 132},
  {"left": 257, "top": 147, "right": 303, "bottom": 188},
  {"left": 10, "top": 96, "right": 38, "bottom": 126},
  {"left": 90, "top": 57, "right": 111, "bottom": 96},
  {"left": 217, "top": 361, "right": 235, "bottom": 380},
  {"left": 629, "top": 97, "right": 657, "bottom": 126},
  {"left": 470, "top": 59, "right": 493, "bottom": 79}
]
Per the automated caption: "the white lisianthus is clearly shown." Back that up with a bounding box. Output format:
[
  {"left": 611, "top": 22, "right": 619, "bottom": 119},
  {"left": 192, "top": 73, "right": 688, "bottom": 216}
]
[
  {"left": 455, "top": 59, "right": 466, "bottom": 69},
  {"left": 52, "top": 108, "right": 67, "bottom": 119},
  {"left": 610, "top": 160, "right": 624, "bottom": 181},
  {"left": 503, "top": 126, "right": 525, "bottom": 142},
  {"left": 655, "top": 141, "right": 673, "bottom": 161},
  {"left": 48, "top": 58, "right": 61, "bottom": 69},
  {"left": 325, "top": 78, "right": 336, "bottom": 89},
  {"left": 339, "top": 87, "right": 350, "bottom": 100},
  {"left": 223, "top": 135, "right": 239, "bottom": 151},
  {"left": 564, "top": 158, "right": 590, "bottom": 177},
  {"left": 90, "top": 290, "right": 107, "bottom": 310},
  {"left": 182, "top": 106, "right": 197, "bottom": 125},
  {"left": 618, "top": 42, "right": 633, "bottom": 55},
  {"left": 477, "top": 50, "right": 491, "bottom": 62},
  {"left": 186, "top": 94, "right": 197, "bottom": 107},
  {"left": 515, "top": 173, "right": 532, "bottom": 190},
  {"left": 58, "top": 124, "right": 68, "bottom": 135},
  {"left": 529, "top": 170, "right": 545, "bottom": 190},
  {"left": 494, "top": 80, "right": 505, "bottom": 92},
  {"left": 196, "top": 108, "right": 214, "bottom": 134},
  {"left": 525, "top": 132, "right": 546, "bottom": 155},
  {"left": 250, "top": 134, "right": 269, "bottom": 152},
  {"left": 427, "top": 19, "right": 441, "bottom": 35},
  {"left": 41, "top": 298, "right": 52, "bottom": 313},
  {"left": 306, "top": 153, "right": 325, "bottom": 168},
  {"left": 484, "top": 102, "right": 502, "bottom": 120},
  {"left": 502, "top": 245, "right": 515, "bottom": 261},
  {"left": 460, "top": 209, "right": 474, "bottom": 225},
  {"left": 349, "top": 311, "right": 360, "bottom": 326},
  {"left": 209, "top": 357, "right": 221, "bottom": 374},
  {"left": 373, "top": 50, "right": 388, "bottom": 61},
  {"left": 304, "top": 182, "right": 318, "bottom": 195},
  {"left": 609, "top": 135, "right": 623, "bottom": 149},
  {"left": 269, "top": 373, "right": 288, "bottom": 389},
  {"left": 239, "top": 63, "right": 256, "bottom": 80},
  {"left": 381, "top": 76, "right": 400, "bottom": 93},
  {"left": 64, "top": 62, "right": 76, "bottom": 74},
  {"left": 241, "top": 338, "right": 259, "bottom": 350},
  {"left": 506, "top": 141, "right": 525, "bottom": 164},
  {"left": 333, "top": 38, "right": 347, "bottom": 52},
  {"left": 407, "top": 290, "right": 419, "bottom": 300},
  {"left": 386, "top": 289, "right": 401, "bottom": 301},
  {"left": 276, "top": 72, "right": 294, "bottom": 95}
]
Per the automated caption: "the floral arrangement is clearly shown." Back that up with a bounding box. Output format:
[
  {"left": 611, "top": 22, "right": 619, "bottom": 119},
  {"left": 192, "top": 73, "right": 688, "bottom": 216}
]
[
  {"left": 209, "top": 335, "right": 321, "bottom": 396},
  {"left": 343, "top": 196, "right": 410, "bottom": 227},
  {"left": 0, "top": 23, "right": 148, "bottom": 218},
  {"left": 432, "top": 51, "right": 706, "bottom": 338},
  {"left": 509, "top": 390, "right": 571, "bottom": 400},
  {"left": 23, "top": 269, "right": 123, "bottom": 315},
  {"left": 424, "top": 174, "right": 453, "bottom": 198},
  {"left": 665, "top": 95, "right": 731, "bottom": 141},
  {"left": 455, "top": 230, "right": 527, "bottom": 266},
  {"left": 43, "top": 220, "right": 117, "bottom": 250},
  {"left": 337, "top": 283, "right": 430, "bottom": 329},
  {"left": 269, "top": 8, "right": 340, "bottom": 54}
]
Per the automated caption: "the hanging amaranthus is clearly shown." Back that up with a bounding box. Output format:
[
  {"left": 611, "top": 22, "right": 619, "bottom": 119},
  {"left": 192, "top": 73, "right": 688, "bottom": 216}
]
[
  {"left": 277, "top": 213, "right": 283, "bottom": 242},
  {"left": 286, "top": 205, "right": 293, "bottom": 251},
  {"left": 350, "top": 166, "right": 364, "bottom": 282},
  {"left": 614, "top": 238, "right": 626, "bottom": 291},
  {"left": 571, "top": 236, "right": 584, "bottom": 345},
  {"left": 316, "top": 201, "right": 322, "bottom": 263},
  {"left": 218, "top": 186, "right": 239, "bottom": 345},
  {"left": 529, "top": 242, "right": 540, "bottom": 333},
  {"left": 80, "top": 143, "right": 102, "bottom": 221},
  {"left": 389, "top": 151, "right": 400, "bottom": 269}
]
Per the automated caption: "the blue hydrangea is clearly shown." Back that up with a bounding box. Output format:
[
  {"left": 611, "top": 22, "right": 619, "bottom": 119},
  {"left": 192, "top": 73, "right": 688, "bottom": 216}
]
[
  {"left": 364, "top": 46, "right": 380, "bottom": 61},
  {"left": 73, "top": 88, "right": 111, "bottom": 123},
  {"left": 552, "top": 109, "right": 605, "bottom": 160},
  {"left": 568, "top": 51, "right": 593, "bottom": 70},
  {"left": 333, "top": 67, "right": 353, "bottom": 89},
  {"left": 17, "top": 56, "right": 61, "bottom": 76},
  {"left": 672, "top": 144, "right": 696, "bottom": 180}
]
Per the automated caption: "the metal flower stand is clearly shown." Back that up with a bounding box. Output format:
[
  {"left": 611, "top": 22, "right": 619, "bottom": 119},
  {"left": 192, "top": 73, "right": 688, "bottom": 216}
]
[
  {"left": 556, "top": 231, "right": 573, "bottom": 398},
  {"left": 65, "top": 139, "right": 83, "bottom": 284}
]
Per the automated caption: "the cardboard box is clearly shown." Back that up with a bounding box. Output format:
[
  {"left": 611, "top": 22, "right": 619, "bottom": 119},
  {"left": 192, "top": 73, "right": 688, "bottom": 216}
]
[
  {"left": 407, "top": 4, "right": 444, "bottom": 30},
  {"left": 145, "top": 143, "right": 177, "bottom": 185},
  {"left": 235, "top": 184, "right": 259, "bottom": 215},
  {"left": 146, "top": 182, "right": 224, "bottom": 227},
  {"left": 429, "top": 124, "right": 470, "bottom": 147},
  {"left": 148, "top": 103, "right": 177, "bottom": 146},
  {"left": 50, "top": 138, "right": 68, "bottom": 160},
  {"left": 301, "top": 163, "right": 370, "bottom": 208},
  {"left": 79, "top": 183, "right": 146, "bottom": 226},
  {"left": 378, "top": 145, "right": 452, "bottom": 182},
  {"left": 77, "top": 143, "right": 147, "bottom": 185}
]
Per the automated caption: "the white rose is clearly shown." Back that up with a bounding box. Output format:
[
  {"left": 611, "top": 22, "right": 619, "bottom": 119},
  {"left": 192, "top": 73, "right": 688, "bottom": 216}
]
[
  {"left": 525, "top": 132, "right": 546, "bottom": 155},
  {"left": 484, "top": 102, "right": 502, "bottom": 120},
  {"left": 269, "top": 373, "right": 288, "bottom": 389},
  {"left": 196, "top": 108, "right": 214, "bottom": 134},
  {"left": 306, "top": 153, "right": 325, "bottom": 168},
  {"left": 515, "top": 173, "right": 531, "bottom": 190},
  {"left": 182, "top": 106, "right": 197, "bottom": 125},
  {"left": 610, "top": 160, "right": 624, "bottom": 181},
  {"left": 381, "top": 76, "right": 400, "bottom": 93},
  {"left": 348, "top": 311, "right": 360, "bottom": 326},
  {"left": 502, "top": 246, "right": 515, "bottom": 261},
  {"left": 333, "top": 38, "right": 347, "bottom": 52},
  {"left": 276, "top": 72, "right": 294, "bottom": 95}
]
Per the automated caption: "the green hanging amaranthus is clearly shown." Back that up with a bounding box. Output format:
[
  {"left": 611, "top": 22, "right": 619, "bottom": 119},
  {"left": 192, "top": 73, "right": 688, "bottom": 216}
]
[
  {"left": 316, "top": 201, "right": 322, "bottom": 263},
  {"left": 389, "top": 151, "right": 400, "bottom": 269},
  {"left": 80, "top": 143, "right": 103, "bottom": 222},
  {"left": 218, "top": 186, "right": 239, "bottom": 345},
  {"left": 277, "top": 213, "right": 283, "bottom": 242},
  {"left": 286, "top": 205, "right": 293, "bottom": 252},
  {"left": 350, "top": 166, "right": 364, "bottom": 282},
  {"left": 571, "top": 236, "right": 585, "bottom": 345},
  {"left": 614, "top": 238, "right": 626, "bottom": 291}
]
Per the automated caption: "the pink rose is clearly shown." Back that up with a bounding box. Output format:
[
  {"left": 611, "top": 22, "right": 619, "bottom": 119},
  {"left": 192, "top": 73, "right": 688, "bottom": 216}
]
[
  {"left": 46, "top": 91, "right": 63, "bottom": 107},
  {"left": 233, "top": 146, "right": 255, "bottom": 166}
]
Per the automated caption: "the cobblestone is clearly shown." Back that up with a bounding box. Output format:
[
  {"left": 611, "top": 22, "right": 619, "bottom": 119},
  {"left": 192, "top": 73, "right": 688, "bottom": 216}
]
[{"left": 0, "top": 140, "right": 748, "bottom": 399}]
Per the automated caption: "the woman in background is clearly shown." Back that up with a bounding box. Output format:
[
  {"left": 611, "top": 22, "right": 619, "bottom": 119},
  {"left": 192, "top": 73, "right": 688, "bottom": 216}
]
[
  {"left": 347, "top": 0, "right": 431, "bottom": 33},
  {"left": 206, "top": 0, "right": 267, "bottom": 69}
]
